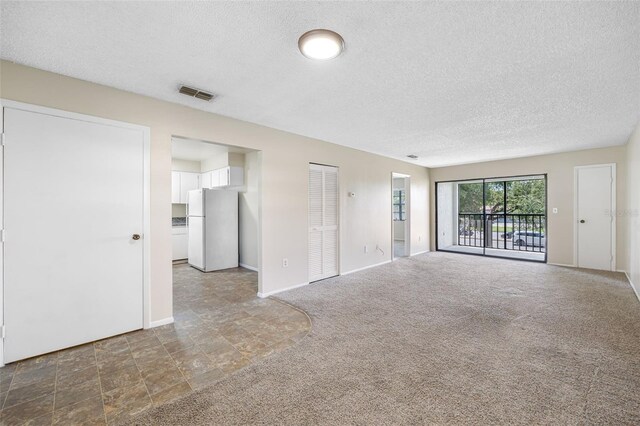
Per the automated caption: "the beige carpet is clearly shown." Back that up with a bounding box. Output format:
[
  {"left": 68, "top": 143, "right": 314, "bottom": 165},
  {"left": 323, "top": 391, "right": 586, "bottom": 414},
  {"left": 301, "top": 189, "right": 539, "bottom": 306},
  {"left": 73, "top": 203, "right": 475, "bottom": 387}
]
[{"left": 127, "top": 253, "right": 640, "bottom": 425}]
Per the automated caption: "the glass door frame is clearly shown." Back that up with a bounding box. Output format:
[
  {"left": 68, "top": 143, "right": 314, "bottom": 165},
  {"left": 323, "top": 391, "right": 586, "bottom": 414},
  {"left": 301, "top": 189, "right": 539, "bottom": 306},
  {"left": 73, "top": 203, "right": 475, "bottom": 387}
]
[{"left": 435, "top": 173, "right": 548, "bottom": 263}]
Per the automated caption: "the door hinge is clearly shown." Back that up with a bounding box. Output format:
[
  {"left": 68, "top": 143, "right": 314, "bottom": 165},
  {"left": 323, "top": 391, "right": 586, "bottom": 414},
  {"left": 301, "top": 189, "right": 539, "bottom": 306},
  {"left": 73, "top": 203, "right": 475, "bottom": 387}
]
[
  {"left": 0, "top": 133, "right": 5, "bottom": 146},
  {"left": 0, "top": 229, "right": 5, "bottom": 243},
  {"left": 1, "top": 326, "right": 5, "bottom": 339}
]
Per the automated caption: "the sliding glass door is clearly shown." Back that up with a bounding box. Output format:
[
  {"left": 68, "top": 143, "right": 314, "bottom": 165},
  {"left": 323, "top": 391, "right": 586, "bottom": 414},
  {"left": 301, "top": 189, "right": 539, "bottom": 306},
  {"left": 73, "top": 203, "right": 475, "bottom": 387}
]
[{"left": 436, "top": 175, "right": 547, "bottom": 262}]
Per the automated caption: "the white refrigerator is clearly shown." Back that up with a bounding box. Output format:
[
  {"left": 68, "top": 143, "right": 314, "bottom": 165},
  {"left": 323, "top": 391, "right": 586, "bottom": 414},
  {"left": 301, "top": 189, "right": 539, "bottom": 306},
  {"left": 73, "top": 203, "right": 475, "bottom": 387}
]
[{"left": 187, "top": 188, "right": 239, "bottom": 272}]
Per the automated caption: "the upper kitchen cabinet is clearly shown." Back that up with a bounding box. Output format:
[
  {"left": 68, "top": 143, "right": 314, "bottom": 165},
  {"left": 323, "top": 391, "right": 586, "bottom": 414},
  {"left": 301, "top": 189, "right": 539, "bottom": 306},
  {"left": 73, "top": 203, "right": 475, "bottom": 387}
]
[
  {"left": 200, "top": 166, "right": 243, "bottom": 189},
  {"left": 172, "top": 171, "right": 200, "bottom": 204},
  {"left": 219, "top": 166, "right": 244, "bottom": 187}
]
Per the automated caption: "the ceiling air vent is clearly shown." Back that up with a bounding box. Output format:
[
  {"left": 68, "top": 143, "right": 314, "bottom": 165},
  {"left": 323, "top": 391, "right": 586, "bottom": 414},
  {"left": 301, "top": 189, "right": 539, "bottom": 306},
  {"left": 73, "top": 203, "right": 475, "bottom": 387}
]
[
  {"left": 179, "top": 85, "right": 215, "bottom": 102},
  {"left": 407, "top": 154, "right": 418, "bottom": 159}
]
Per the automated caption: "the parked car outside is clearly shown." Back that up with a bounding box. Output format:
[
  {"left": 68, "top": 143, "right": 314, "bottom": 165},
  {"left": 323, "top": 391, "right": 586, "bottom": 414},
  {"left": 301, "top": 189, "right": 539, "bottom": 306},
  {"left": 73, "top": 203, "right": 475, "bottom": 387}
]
[{"left": 512, "top": 231, "right": 545, "bottom": 247}]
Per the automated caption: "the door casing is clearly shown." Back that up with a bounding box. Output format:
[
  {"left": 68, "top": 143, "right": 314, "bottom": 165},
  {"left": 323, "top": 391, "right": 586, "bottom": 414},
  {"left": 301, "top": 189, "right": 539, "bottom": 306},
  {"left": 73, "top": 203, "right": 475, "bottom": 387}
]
[{"left": 392, "top": 172, "right": 411, "bottom": 259}]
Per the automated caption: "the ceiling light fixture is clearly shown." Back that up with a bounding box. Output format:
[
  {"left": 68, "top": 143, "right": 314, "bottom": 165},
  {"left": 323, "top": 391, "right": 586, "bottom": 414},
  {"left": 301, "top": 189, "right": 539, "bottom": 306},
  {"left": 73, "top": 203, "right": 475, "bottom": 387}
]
[
  {"left": 298, "top": 29, "right": 344, "bottom": 60},
  {"left": 407, "top": 155, "right": 419, "bottom": 159}
]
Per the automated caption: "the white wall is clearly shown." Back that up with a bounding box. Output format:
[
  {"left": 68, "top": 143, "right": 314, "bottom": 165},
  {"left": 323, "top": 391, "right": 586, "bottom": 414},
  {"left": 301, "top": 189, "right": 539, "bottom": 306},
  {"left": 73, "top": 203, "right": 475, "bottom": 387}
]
[
  {"left": 239, "top": 151, "right": 260, "bottom": 269},
  {"left": 626, "top": 122, "right": 640, "bottom": 295},
  {"left": 0, "top": 61, "right": 430, "bottom": 322}
]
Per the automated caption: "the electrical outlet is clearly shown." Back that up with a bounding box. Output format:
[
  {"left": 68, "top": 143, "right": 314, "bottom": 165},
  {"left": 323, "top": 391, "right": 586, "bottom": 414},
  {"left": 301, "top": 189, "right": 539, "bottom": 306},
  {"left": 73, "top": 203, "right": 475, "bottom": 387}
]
[
  {"left": 364, "top": 245, "right": 368, "bottom": 253},
  {"left": 282, "top": 258, "right": 288, "bottom": 268}
]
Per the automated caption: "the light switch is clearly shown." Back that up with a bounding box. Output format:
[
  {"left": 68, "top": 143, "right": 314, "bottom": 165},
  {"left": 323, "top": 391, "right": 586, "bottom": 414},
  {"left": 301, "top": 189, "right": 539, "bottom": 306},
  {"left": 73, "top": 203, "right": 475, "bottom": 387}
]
[{"left": 552, "top": 208, "right": 558, "bottom": 214}]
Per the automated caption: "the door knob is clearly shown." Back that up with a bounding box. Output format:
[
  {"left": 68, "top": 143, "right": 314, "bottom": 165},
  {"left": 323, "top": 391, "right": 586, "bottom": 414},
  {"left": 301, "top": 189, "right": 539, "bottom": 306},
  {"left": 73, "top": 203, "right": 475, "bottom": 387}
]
[
  {"left": 132, "top": 234, "right": 141, "bottom": 240},
  {"left": 579, "top": 220, "right": 585, "bottom": 224}
]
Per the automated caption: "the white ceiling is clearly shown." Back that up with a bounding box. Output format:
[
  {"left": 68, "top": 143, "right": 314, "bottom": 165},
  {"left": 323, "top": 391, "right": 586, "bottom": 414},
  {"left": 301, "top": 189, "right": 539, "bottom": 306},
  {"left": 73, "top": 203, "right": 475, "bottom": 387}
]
[
  {"left": 171, "top": 137, "right": 251, "bottom": 162},
  {"left": 1, "top": 1, "right": 639, "bottom": 167}
]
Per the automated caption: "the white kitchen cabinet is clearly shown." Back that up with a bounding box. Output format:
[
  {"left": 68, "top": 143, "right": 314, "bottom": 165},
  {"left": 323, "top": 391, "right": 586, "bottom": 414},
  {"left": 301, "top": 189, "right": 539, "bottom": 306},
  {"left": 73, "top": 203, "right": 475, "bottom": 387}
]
[
  {"left": 200, "top": 171, "right": 210, "bottom": 189},
  {"left": 171, "top": 171, "right": 181, "bottom": 203},
  {"left": 171, "top": 171, "right": 200, "bottom": 203},
  {"left": 199, "top": 167, "right": 243, "bottom": 188},
  {"left": 218, "top": 166, "right": 244, "bottom": 187},
  {"left": 210, "top": 170, "right": 220, "bottom": 187},
  {"left": 172, "top": 226, "right": 188, "bottom": 260},
  {"left": 179, "top": 172, "right": 199, "bottom": 203}
]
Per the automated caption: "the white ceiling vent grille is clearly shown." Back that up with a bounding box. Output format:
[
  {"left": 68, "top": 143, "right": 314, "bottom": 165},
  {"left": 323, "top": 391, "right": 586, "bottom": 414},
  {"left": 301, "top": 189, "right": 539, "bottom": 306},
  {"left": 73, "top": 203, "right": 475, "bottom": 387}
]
[{"left": 179, "top": 85, "right": 215, "bottom": 102}]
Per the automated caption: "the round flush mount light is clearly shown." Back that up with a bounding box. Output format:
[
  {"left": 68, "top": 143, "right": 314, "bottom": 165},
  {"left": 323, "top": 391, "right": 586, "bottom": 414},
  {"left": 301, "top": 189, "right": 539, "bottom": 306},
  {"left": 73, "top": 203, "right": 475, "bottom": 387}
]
[{"left": 298, "top": 29, "right": 345, "bottom": 60}]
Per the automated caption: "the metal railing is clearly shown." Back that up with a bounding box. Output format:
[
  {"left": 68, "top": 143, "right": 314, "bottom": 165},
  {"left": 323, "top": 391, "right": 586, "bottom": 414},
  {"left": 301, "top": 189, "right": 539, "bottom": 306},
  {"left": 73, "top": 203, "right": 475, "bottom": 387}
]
[{"left": 458, "top": 213, "right": 546, "bottom": 253}]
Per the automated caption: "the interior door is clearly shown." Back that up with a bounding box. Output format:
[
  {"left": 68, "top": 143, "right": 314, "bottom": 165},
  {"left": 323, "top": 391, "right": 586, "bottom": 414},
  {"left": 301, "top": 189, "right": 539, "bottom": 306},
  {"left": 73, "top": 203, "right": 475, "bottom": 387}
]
[
  {"left": 3, "top": 106, "right": 145, "bottom": 363},
  {"left": 576, "top": 165, "right": 615, "bottom": 270},
  {"left": 309, "top": 164, "right": 339, "bottom": 282}
]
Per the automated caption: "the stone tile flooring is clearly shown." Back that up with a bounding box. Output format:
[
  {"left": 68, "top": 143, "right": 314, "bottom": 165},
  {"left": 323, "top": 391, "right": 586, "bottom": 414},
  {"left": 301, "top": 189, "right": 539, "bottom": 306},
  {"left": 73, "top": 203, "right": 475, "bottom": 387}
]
[{"left": 0, "top": 265, "right": 311, "bottom": 425}]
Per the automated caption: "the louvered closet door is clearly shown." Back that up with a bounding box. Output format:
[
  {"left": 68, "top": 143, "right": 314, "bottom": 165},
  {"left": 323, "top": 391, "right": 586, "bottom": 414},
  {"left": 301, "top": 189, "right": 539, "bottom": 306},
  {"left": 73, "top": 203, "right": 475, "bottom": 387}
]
[{"left": 309, "top": 164, "right": 339, "bottom": 282}]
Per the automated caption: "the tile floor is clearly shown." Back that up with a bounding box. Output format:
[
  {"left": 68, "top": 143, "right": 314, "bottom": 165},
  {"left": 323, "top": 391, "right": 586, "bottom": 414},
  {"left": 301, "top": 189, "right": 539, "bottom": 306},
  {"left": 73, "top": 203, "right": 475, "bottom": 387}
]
[{"left": 0, "top": 264, "right": 311, "bottom": 425}]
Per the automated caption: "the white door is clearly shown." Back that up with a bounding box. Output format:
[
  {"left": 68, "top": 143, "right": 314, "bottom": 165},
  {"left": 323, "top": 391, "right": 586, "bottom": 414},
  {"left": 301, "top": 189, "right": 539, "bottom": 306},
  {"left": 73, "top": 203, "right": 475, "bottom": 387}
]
[
  {"left": 575, "top": 164, "right": 616, "bottom": 270},
  {"left": 309, "top": 164, "right": 339, "bottom": 282},
  {"left": 3, "top": 106, "right": 146, "bottom": 363}
]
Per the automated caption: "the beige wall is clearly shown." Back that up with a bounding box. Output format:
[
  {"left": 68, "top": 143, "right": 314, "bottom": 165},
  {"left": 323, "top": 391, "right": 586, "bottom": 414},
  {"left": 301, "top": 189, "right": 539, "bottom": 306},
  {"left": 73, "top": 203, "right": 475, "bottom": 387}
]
[
  {"left": 171, "top": 159, "right": 200, "bottom": 173},
  {"left": 626, "top": 123, "right": 640, "bottom": 291},
  {"left": 171, "top": 204, "right": 186, "bottom": 218},
  {"left": 0, "top": 61, "right": 430, "bottom": 322},
  {"left": 200, "top": 152, "right": 245, "bottom": 172},
  {"left": 430, "top": 146, "right": 628, "bottom": 269}
]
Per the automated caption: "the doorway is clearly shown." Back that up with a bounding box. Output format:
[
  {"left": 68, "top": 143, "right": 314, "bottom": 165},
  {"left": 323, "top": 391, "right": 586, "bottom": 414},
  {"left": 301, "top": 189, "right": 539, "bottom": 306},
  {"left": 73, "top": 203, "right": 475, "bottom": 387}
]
[
  {"left": 574, "top": 164, "right": 616, "bottom": 271},
  {"left": 436, "top": 174, "right": 547, "bottom": 262},
  {"left": 170, "top": 136, "right": 261, "bottom": 280},
  {"left": 392, "top": 173, "right": 410, "bottom": 259}
]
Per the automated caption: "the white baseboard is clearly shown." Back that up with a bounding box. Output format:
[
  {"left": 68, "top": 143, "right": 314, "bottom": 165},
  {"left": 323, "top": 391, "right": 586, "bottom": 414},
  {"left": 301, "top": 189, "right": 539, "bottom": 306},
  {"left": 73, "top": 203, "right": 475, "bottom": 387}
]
[
  {"left": 239, "top": 263, "right": 258, "bottom": 272},
  {"left": 147, "top": 317, "right": 174, "bottom": 329},
  {"left": 548, "top": 262, "right": 576, "bottom": 268},
  {"left": 410, "top": 250, "right": 430, "bottom": 257},
  {"left": 258, "top": 281, "right": 309, "bottom": 298},
  {"left": 624, "top": 272, "right": 640, "bottom": 302},
  {"left": 341, "top": 260, "right": 392, "bottom": 276}
]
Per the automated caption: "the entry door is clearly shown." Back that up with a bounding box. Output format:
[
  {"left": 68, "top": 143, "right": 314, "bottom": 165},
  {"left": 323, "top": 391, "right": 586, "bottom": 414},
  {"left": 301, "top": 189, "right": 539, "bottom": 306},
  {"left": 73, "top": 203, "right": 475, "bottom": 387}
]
[
  {"left": 309, "top": 164, "right": 339, "bottom": 282},
  {"left": 575, "top": 164, "right": 615, "bottom": 270},
  {"left": 3, "top": 106, "right": 146, "bottom": 363}
]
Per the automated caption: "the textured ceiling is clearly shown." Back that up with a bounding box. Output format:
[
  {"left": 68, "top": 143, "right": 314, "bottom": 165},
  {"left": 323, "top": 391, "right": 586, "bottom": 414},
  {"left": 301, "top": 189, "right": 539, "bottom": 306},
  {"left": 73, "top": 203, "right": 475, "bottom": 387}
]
[{"left": 1, "top": 1, "right": 639, "bottom": 167}]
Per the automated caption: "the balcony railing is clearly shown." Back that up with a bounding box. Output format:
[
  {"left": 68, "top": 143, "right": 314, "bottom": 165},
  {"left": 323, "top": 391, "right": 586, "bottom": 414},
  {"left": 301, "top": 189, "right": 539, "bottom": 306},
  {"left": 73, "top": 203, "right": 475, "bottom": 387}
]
[{"left": 458, "top": 213, "right": 546, "bottom": 253}]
